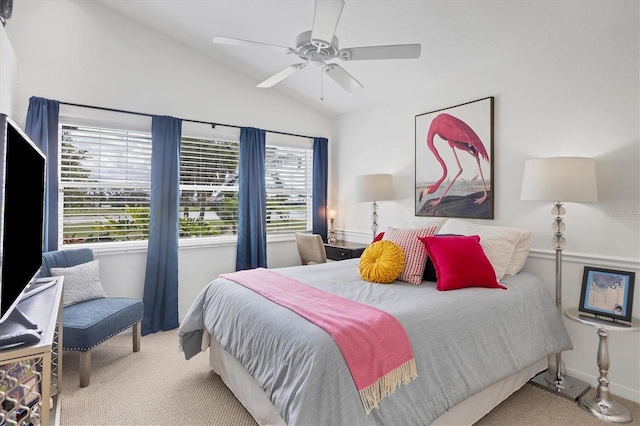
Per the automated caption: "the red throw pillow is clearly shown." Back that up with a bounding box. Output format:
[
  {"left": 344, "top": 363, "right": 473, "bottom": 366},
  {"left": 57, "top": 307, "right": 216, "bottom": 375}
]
[
  {"left": 372, "top": 232, "right": 385, "bottom": 242},
  {"left": 422, "top": 234, "right": 458, "bottom": 281},
  {"left": 419, "top": 235, "right": 506, "bottom": 291}
]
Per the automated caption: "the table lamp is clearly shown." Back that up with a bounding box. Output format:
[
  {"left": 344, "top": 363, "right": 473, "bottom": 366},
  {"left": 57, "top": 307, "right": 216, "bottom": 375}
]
[
  {"left": 356, "top": 174, "right": 394, "bottom": 241},
  {"left": 520, "top": 156, "right": 598, "bottom": 400},
  {"left": 327, "top": 205, "right": 338, "bottom": 244}
]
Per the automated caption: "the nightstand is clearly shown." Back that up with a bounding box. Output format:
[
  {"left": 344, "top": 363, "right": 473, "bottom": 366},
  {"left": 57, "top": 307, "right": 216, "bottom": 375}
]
[
  {"left": 324, "top": 241, "right": 368, "bottom": 261},
  {"left": 564, "top": 307, "right": 640, "bottom": 423}
]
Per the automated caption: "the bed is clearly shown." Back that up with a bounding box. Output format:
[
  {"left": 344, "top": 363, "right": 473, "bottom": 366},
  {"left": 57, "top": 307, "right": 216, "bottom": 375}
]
[{"left": 178, "top": 221, "right": 572, "bottom": 426}]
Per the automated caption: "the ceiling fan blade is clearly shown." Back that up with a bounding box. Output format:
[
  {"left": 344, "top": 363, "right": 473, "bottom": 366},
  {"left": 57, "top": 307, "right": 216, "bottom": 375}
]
[
  {"left": 338, "top": 44, "right": 421, "bottom": 61},
  {"left": 213, "top": 36, "right": 294, "bottom": 55},
  {"left": 310, "top": 0, "right": 345, "bottom": 49},
  {"left": 257, "top": 63, "right": 306, "bottom": 88},
  {"left": 324, "top": 64, "right": 363, "bottom": 93}
]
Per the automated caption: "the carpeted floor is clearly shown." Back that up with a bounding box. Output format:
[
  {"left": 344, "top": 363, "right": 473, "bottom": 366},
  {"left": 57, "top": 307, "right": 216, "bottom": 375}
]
[{"left": 59, "top": 328, "right": 639, "bottom": 426}]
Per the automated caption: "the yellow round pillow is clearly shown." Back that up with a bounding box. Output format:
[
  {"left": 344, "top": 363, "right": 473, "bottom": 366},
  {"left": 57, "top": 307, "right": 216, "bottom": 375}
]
[{"left": 359, "top": 240, "right": 405, "bottom": 284}]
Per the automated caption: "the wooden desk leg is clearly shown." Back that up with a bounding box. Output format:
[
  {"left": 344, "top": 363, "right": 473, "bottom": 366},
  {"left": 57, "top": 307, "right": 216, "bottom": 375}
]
[{"left": 578, "top": 327, "right": 632, "bottom": 423}]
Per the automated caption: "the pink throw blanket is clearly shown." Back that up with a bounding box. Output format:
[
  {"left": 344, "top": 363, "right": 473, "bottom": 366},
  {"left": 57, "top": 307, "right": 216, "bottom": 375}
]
[{"left": 220, "top": 268, "right": 417, "bottom": 413}]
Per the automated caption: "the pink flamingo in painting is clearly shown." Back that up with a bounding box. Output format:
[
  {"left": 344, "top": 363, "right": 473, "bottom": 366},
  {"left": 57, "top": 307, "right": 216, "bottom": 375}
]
[{"left": 419, "top": 113, "right": 490, "bottom": 206}]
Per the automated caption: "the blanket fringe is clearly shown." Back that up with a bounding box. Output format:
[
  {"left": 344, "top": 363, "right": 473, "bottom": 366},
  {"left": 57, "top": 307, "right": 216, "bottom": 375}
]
[{"left": 358, "top": 358, "right": 418, "bottom": 414}]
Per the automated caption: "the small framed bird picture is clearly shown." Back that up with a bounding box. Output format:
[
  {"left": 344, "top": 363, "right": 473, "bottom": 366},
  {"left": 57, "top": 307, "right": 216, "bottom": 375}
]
[{"left": 415, "top": 96, "right": 494, "bottom": 219}]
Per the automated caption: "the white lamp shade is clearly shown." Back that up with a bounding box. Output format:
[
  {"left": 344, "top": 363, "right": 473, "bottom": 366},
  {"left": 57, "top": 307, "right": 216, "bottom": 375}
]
[
  {"left": 357, "top": 174, "right": 394, "bottom": 202},
  {"left": 520, "top": 157, "right": 597, "bottom": 202}
]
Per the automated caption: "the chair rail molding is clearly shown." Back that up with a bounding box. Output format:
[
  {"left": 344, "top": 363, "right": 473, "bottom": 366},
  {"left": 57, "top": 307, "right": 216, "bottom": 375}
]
[
  {"left": 340, "top": 230, "right": 639, "bottom": 271},
  {"left": 527, "top": 249, "right": 639, "bottom": 272}
]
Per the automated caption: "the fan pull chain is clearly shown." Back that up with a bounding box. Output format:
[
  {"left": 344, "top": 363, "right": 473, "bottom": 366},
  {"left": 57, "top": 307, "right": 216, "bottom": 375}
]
[{"left": 320, "top": 65, "right": 325, "bottom": 102}]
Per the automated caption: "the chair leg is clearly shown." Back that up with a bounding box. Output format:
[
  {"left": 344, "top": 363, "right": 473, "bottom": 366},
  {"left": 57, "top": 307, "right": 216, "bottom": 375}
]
[
  {"left": 79, "top": 351, "right": 91, "bottom": 387},
  {"left": 133, "top": 321, "right": 141, "bottom": 352}
]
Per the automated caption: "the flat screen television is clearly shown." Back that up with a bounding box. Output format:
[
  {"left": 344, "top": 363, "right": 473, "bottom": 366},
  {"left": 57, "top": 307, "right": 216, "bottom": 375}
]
[{"left": 0, "top": 113, "right": 46, "bottom": 331}]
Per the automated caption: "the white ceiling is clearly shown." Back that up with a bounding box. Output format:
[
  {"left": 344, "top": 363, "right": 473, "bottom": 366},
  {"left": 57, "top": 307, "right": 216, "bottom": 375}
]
[{"left": 97, "top": 0, "right": 633, "bottom": 117}]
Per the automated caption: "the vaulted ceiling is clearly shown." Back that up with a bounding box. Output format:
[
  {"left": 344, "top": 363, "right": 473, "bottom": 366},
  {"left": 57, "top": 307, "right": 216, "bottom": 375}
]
[{"left": 97, "top": 0, "right": 633, "bottom": 117}]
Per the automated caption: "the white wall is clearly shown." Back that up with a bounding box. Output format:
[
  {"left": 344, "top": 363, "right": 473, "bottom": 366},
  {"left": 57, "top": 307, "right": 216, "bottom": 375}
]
[
  {"left": 5, "top": 0, "right": 330, "bottom": 318},
  {"left": 330, "top": 14, "right": 640, "bottom": 401},
  {"left": 0, "top": 23, "right": 16, "bottom": 115}
]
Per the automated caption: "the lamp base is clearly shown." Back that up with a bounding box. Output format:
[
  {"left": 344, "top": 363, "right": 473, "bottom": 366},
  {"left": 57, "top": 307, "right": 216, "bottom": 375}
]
[
  {"left": 578, "top": 394, "right": 632, "bottom": 423},
  {"left": 328, "top": 218, "right": 337, "bottom": 244},
  {"left": 530, "top": 370, "right": 591, "bottom": 401}
]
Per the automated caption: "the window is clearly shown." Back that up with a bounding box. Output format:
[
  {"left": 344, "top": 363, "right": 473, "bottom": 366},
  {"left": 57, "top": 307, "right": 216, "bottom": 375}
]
[
  {"left": 179, "top": 136, "right": 240, "bottom": 237},
  {"left": 60, "top": 122, "right": 313, "bottom": 245},
  {"left": 265, "top": 145, "right": 312, "bottom": 233},
  {"left": 60, "top": 124, "right": 152, "bottom": 244}
]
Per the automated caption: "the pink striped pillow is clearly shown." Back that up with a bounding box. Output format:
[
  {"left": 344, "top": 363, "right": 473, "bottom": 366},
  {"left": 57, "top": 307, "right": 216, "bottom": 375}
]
[{"left": 382, "top": 226, "right": 438, "bottom": 285}]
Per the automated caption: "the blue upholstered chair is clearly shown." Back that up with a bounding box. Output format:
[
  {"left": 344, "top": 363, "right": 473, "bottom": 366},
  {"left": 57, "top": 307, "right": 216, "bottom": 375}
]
[{"left": 41, "top": 248, "right": 143, "bottom": 387}]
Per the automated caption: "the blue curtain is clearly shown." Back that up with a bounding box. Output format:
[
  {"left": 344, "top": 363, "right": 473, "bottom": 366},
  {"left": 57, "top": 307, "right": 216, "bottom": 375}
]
[
  {"left": 312, "top": 137, "right": 328, "bottom": 242},
  {"left": 236, "top": 127, "right": 266, "bottom": 271},
  {"left": 142, "top": 116, "right": 182, "bottom": 335},
  {"left": 25, "top": 97, "right": 60, "bottom": 252}
]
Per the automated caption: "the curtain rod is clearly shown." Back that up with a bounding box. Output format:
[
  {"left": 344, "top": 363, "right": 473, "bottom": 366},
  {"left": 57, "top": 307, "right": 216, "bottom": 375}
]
[{"left": 59, "top": 101, "right": 315, "bottom": 140}]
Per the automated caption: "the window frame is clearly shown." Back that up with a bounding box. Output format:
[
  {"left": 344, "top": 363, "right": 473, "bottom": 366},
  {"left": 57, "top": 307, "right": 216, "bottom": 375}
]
[{"left": 57, "top": 118, "right": 314, "bottom": 253}]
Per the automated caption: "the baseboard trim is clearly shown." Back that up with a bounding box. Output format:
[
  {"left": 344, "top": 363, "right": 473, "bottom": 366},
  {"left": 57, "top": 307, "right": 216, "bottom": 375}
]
[{"left": 565, "top": 366, "right": 640, "bottom": 404}]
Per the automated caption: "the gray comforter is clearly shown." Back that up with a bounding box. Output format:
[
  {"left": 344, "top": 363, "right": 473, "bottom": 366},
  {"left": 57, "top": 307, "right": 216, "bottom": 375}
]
[{"left": 178, "top": 259, "right": 572, "bottom": 425}]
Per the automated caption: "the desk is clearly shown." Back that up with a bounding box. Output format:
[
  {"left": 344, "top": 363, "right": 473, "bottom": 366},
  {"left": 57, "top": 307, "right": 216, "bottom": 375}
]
[
  {"left": 0, "top": 276, "right": 63, "bottom": 426},
  {"left": 324, "top": 241, "right": 367, "bottom": 261},
  {"left": 564, "top": 307, "right": 640, "bottom": 423}
]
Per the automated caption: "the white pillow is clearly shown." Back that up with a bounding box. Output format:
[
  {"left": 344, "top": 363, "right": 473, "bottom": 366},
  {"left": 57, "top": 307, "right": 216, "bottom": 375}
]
[
  {"left": 438, "top": 219, "right": 530, "bottom": 280},
  {"left": 50, "top": 260, "right": 107, "bottom": 307},
  {"left": 504, "top": 229, "right": 532, "bottom": 276}
]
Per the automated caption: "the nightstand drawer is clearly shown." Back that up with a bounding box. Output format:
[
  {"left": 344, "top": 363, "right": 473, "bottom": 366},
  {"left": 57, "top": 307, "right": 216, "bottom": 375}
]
[
  {"left": 326, "top": 246, "right": 353, "bottom": 260},
  {"left": 324, "top": 242, "right": 367, "bottom": 261}
]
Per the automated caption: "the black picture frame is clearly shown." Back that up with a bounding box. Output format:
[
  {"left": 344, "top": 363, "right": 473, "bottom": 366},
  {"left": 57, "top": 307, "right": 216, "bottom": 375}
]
[
  {"left": 579, "top": 266, "right": 635, "bottom": 323},
  {"left": 415, "top": 96, "right": 494, "bottom": 219}
]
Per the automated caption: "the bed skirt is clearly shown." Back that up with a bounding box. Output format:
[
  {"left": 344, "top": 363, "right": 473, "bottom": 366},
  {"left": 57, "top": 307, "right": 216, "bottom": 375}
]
[{"left": 207, "top": 336, "right": 548, "bottom": 426}]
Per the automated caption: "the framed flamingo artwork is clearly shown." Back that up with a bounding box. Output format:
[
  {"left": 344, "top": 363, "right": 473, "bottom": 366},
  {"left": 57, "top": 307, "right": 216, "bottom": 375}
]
[{"left": 415, "top": 96, "right": 494, "bottom": 219}]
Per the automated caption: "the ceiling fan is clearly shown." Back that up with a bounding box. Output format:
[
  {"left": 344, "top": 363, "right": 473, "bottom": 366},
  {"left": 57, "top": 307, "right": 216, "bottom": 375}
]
[{"left": 212, "top": 0, "right": 421, "bottom": 99}]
